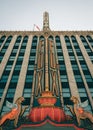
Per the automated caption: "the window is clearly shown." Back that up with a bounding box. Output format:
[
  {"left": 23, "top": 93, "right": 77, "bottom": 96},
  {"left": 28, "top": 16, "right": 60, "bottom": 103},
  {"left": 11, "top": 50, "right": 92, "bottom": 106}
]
[
  {"left": 23, "top": 88, "right": 32, "bottom": 98},
  {"left": 78, "top": 56, "right": 84, "bottom": 60},
  {"left": 6, "top": 89, "right": 15, "bottom": 98},
  {"left": 58, "top": 56, "right": 64, "bottom": 61},
  {"left": 30, "top": 53, "right": 36, "bottom": 56},
  {"left": 85, "top": 75, "right": 93, "bottom": 82},
  {"left": 61, "top": 82, "right": 70, "bottom": 88},
  {"left": 16, "top": 36, "right": 22, "bottom": 43},
  {"left": 63, "top": 92, "right": 70, "bottom": 97},
  {"left": 29, "top": 60, "right": 35, "bottom": 65},
  {"left": 55, "top": 36, "right": 60, "bottom": 42},
  {"left": 17, "top": 56, "right": 24, "bottom": 61},
  {"left": 62, "top": 88, "right": 71, "bottom": 97},
  {"left": 3, "top": 70, "right": 10, "bottom": 75},
  {"left": 75, "top": 75, "right": 83, "bottom": 82},
  {"left": 5, "top": 65, "right": 12, "bottom": 70},
  {"left": 60, "top": 75, "right": 68, "bottom": 82},
  {"left": 64, "top": 97, "right": 72, "bottom": 105},
  {"left": 26, "top": 75, "right": 33, "bottom": 82},
  {"left": 9, "top": 56, "right": 15, "bottom": 61},
  {"left": 81, "top": 64, "right": 88, "bottom": 70},
  {"left": 60, "top": 70, "right": 67, "bottom": 75},
  {"left": 28, "top": 65, "right": 34, "bottom": 70},
  {"left": 27, "top": 70, "right": 34, "bottom": 75},
  {"left": 11, "top": 76, "right": 18, "bottom": 82},
  {"left": 8, "top": 82, "right": 17, "bottom": 88},
  {"left": 1, "top": 75, "right": 8, "bottom": 82},
  {"left": 64, "top": 36, "right": 70, "bottom": 43},
  {"left": 75, "top": 48, "right": 81, "bottom": 53},
  {"left": 80, "top": 36, "right": 89, "bottom": 47},
  {"left": 0, "top": 89, "right": 4, "bottom": 97},
  {"left": 76, "top": 82, "right": 85, "bottom": 88},
  {"left": 71, "top": 60, "right": 77, "bottom": 64},
  {"left": 86, "top": 48, "right": 92, "bottom": 52},
  {"left": 58, "top": 60, "right": 65, "bottom": 64},
  {"left": 69, "top": 56, "right": 76, "bottom": 61},
  {"left": 14, "top": 65, "right": 21, "bottom": 70},
  {"left": 22, "top": 36, "right": 28, "bottom": 43},
  {"left": 16, "top": 60, "right": 23, "bottom": 65},
  {"left": 73, "top": 70, "right": 80, "bottom": 75},
  {"left": 78, "top": 88, "right": 87, "bottom": 97},
  {"left": 68, "top": 49, "right": 73, "bottom": 53},
  {"left": 12, "top": 49, "right": 18, "bottom": 53},
  {"left": 86, "top": 35, "right": 93, "bottom": 46},
  {"left": 0, "top": 36, "right": 12, "bottom": 60},
  {"left": 0, "top": 35, "right": 6, "bottom": 47},
  {"left": 13, "top": 70, "right": 20, "bottom": 75},
  {"left": 24, "top": 82, "right": 32, "bottom": 88},
  {"left": 72, "top": 64, "right": 79, "bottom": 70}
]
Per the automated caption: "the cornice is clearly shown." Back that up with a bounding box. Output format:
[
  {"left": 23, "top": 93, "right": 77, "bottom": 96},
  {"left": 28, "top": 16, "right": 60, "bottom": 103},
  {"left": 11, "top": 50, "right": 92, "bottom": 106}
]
[{"left": 0, "top": 30, "right": 93, "bottom": 37}]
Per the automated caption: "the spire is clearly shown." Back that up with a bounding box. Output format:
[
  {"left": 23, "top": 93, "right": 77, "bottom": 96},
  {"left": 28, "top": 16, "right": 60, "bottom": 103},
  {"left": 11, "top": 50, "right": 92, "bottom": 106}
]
[{"left": 43, "top": 12, "right": 50, "bottom": 31}]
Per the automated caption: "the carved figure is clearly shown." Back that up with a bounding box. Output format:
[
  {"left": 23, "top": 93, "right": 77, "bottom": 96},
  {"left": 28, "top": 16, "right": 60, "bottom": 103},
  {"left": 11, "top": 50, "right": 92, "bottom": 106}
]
[
  {"left": 67, "top": 96, "right": 93, "bottom": 126},
  {"left": 0, "top": 97, "right": 28, "bottom": 127}
]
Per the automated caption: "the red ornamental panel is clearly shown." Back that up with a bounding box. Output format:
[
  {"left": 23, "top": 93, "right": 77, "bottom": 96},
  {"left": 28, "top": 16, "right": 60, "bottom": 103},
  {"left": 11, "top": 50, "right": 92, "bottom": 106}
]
[
  {"left": 38, "top": 97, "right": 57, "bottom": 106},
  {"left": 29, "top": 107, "right": 66, "bottom": 122}
]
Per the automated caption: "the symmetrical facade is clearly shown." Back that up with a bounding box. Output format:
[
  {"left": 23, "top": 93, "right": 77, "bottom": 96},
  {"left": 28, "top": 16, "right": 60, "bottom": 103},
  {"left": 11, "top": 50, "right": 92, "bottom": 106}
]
[{"left": 0, "top": 12, "right": 93, "bottom": 129}]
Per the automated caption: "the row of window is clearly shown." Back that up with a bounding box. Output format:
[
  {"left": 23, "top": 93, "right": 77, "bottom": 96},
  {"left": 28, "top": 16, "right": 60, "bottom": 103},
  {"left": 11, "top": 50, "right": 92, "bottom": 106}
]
[
  {"left": 1, "top": 35, "right": 93, "bottom": 48},
  {"left": 56, "top": 36, "right": 93, "bottom": 112},
  {"left": 1, "top": 36, "right": 38, "bottom": 113}
]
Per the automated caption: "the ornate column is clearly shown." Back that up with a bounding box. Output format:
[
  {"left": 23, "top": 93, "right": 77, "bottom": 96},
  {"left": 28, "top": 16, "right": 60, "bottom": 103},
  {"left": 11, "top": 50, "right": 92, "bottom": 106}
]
[{"left": 45, "top": 37, "right": 49, "bottom": 91}]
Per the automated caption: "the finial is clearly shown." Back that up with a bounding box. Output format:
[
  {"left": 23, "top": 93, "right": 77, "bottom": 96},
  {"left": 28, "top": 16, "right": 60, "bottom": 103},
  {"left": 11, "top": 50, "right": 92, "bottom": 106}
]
[{"left": 43, "top": 12, "right": 50, "bottom": 31}]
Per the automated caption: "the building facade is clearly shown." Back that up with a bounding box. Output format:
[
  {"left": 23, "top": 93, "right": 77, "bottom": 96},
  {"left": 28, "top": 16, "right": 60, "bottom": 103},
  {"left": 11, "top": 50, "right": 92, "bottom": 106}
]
[{"left": 0, "top": 12, "right": 93, "bottom": 129}]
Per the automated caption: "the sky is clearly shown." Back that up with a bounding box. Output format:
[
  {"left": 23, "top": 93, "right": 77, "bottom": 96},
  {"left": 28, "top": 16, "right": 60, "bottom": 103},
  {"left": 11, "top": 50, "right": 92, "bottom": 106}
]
[{"left": 0, "top": 0, "right": 93, "bottom": 31}]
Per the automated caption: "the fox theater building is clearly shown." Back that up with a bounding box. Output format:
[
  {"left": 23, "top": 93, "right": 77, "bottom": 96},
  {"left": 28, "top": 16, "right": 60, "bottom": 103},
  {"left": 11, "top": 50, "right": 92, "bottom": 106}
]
[{"left": 0, "top": 12, "right": 93, "bottom": 130}]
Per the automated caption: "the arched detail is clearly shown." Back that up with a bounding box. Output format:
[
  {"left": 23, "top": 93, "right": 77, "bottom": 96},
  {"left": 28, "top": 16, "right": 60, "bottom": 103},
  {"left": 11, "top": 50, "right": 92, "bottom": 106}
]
[
  {"left": 7, "top": 35, "right": 13, "bottom": 41},
  {"left": 80, "top": 35, "right": 86, "bottom": 42},
  {"left": 71, "top": 35, "right": 77, "bottom": 42},
  {"left": 64, "top": 36, "right": 70, "bottom": 42},
  {"left": 0, "top": 35, "right": 6, "bottom": 41},
  {"left": 4, "top": 35, "right": 13, "bottom": 44},
  {"left": 16, "top": 35, "right": 22, "bottom": 43},
  {"left": 86, "top": 35, "right": 93, "bottom": 43},
  {"left": 23, "top": 36, "right": 28, "bottom": 43},
  {"left": 0, "top": 35, "right": 6, "bottom": 46},
  {"left": 48, "top": 35, "right": 53, "bottom": 41},
  {"left": 55, "top": 36, "right": 62, "bottom": 47},
  {"left": 55, "top": 36, "right": 60, "bottom": 39},
  {"left": 39, "top": 35, "right": 45, "bottom": 41},
  {"left": 55, "top": 36, "right": 60, "bottom": 42},
  {"left": 32, "top": 36, "right": 38, "bottom": 42},
  {"left": 33, "top": 35, "right": 38, "bottom": 39}
]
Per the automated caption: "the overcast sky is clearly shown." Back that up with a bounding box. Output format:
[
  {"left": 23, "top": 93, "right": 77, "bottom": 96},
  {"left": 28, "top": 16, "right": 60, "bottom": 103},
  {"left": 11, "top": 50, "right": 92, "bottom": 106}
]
[{"left": 0, "top": 0, "right": 93, "bottom": 31}]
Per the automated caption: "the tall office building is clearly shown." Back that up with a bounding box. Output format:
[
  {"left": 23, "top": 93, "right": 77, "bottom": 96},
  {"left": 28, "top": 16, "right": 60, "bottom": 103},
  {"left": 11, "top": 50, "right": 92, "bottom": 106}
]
[{"left": 0, "top": 12, "right": 93, "bottom": 130}]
